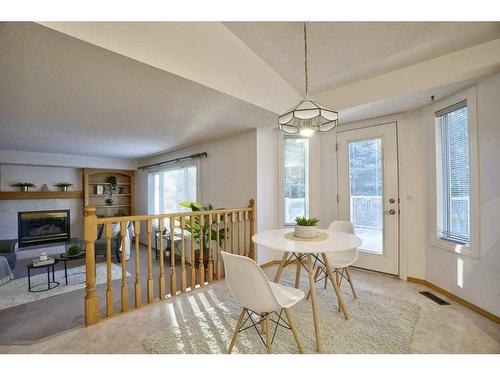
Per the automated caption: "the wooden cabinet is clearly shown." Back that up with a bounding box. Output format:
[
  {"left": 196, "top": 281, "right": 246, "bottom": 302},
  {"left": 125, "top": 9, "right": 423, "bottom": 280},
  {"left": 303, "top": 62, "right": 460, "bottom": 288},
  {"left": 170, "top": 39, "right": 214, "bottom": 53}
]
[{"left": 83, "top": 169, "right": 135, "bottom": 217}]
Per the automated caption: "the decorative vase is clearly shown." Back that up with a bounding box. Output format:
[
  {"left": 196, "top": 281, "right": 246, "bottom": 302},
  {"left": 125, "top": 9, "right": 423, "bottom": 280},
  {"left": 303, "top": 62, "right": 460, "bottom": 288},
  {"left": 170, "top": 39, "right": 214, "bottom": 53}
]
[
  {"left": 294, "top": 225, "right": 318, "bottom": 239},
  {"left": 105, "top": 198, "right": 113, "bottom": 205},
  {"left": 61, "top": 186, "right": 68, "bottom": 192},
  {"left": 21, "top": 185, "right": 29, "bottom": 192}
]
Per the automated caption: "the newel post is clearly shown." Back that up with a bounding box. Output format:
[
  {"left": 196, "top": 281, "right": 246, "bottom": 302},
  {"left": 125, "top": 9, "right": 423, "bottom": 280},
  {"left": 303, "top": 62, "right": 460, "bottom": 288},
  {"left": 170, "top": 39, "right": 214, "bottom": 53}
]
[
  {"left": 84, "top": 206, "right": 100, "bottom": 326},
  {"left": 248, "top": 199, "right": 256, "bottom": 261}
]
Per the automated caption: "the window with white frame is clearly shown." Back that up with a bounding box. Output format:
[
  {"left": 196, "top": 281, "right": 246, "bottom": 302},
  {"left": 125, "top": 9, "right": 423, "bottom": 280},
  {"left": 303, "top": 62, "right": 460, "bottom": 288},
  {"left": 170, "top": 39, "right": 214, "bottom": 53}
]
[
  {"left": 435, "top": 101, "right": 470, "bottom": 245},
  {"left": 430, "top": 88, "right": 479, "bottom": 258},
  {"left": 282, "top": 136, "right": 309, "bottom": 225},
  {"left": 148, "top": 164, "right": 198, "bottom": 226}
]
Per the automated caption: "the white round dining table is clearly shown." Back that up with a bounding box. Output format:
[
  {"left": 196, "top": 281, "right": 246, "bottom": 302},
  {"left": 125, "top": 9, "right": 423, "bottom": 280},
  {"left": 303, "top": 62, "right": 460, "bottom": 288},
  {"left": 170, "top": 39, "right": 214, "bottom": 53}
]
[
  {"left": 252, "top": 228, "right": 363, "bottom": 353},
  {"left": 252, "top": 228, "right": 362, "bottom": 254}
]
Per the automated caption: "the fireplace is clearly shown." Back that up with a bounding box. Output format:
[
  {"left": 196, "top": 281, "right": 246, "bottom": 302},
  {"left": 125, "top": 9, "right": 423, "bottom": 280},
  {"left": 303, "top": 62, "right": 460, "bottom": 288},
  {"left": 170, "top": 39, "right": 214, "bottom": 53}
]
[{"left": 18, "top": 210, "right": 70, "bottom": 248}]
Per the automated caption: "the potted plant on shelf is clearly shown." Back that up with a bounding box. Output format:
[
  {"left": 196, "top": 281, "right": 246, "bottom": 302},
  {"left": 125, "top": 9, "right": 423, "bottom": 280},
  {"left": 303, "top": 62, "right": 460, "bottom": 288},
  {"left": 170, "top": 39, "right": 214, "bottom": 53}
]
[
  {"left": 105, "top": 176, "right": 118, "bottom": 205},
  {"left": 179, "top": 201, "right": 227, "bottom": 268},
  {"left": 11, "top": 182, "right": 36, "bottom": 192},
  {"left": 54, "top": 182, "right": 73, "bottom": 192},
  {"left": 294, "top": 216, "right": 320, "bottom": 239}
]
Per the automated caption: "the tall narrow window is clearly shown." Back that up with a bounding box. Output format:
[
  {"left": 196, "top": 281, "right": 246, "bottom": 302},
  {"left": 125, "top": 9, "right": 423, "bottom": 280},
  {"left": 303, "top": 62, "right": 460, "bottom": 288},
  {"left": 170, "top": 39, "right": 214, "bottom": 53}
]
[
  {"left": 283, "top": 136, "right": 309, "bottom": 225},
  {"left": 436, "top": 100, "right": 470, "bottom": 244},
  {"left": 148, "top": 165, "right": 197, "bottom": 227}
]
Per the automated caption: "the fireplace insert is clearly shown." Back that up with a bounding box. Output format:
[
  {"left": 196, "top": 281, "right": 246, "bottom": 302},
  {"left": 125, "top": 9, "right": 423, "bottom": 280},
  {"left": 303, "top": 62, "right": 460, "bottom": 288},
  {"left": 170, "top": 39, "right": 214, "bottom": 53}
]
[{"left": 18, "top": 210, "right": 70, "bottom": 248}]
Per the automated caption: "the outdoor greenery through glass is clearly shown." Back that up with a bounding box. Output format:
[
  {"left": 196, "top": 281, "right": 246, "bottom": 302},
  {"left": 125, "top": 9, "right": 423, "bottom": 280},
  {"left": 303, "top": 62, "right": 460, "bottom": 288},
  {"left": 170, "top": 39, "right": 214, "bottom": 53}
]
[
  {"left": 283, "top": 136, "right": 309, "bottom": 225},
  {"left": 348, "top": 138, "right": 383, "bottom": 254}
]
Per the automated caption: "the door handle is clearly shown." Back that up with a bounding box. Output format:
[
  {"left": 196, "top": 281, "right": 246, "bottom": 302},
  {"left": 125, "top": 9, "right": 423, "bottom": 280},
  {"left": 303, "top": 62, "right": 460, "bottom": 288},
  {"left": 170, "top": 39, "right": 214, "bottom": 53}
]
[{"left": 384, "top": 209, "right": 396, "bottom": 215}]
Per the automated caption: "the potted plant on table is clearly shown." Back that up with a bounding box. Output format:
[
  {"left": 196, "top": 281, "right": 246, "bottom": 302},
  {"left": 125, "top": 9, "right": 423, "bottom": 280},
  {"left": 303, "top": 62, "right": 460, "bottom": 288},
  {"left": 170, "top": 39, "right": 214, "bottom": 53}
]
[
  {"left": 11, "top": 182, "right": 36, "bottom": 192},
  {"left": 294, "top": 216, "right": 320, "bottom": 239},
  {"left": 54, "top": 182, "right": 73, "bottom": 192}
]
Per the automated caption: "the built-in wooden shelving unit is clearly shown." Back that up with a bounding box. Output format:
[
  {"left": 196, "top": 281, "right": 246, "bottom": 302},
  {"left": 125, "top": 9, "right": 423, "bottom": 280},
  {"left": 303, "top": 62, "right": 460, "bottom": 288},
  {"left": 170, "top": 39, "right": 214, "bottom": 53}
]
[
  {"left": 0, "top": 191, "right": 84, "bottom": 200},
  {"left": 83, "top": 168, "right": 135, "bottom": 218}
]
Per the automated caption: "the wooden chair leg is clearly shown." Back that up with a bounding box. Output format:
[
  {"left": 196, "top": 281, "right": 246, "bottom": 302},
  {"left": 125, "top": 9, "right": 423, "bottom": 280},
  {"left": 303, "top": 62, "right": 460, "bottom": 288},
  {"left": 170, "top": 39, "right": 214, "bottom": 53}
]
[
  {"left": 228, "top": 308, "right": 246, "bottom": 354},
  {"left": 324, "top": 268, "right": 328, "bottom": 289},
  {"left": 345, "top": 267, "right": 357, "bottom": 298},
  {"left": 306, "top": 267, "right": 321, "bottom": 300},
  {"left": 284, "top": 308, "right": 304, "bottom": 353},
  {"left": 273, "top": 251, "right": 289, "bottom": 283},
  {"left": 265, "top": 313, "right": 272, "bottom": 354},
  {"left": 294, "top": 259, "right": 301, "bottom": 289},
  {"left": 322, "top": 253, "right": 349, "bottom": 320},
  {"left": 335, "top": 270, "right": 341, "bottom": 311}
]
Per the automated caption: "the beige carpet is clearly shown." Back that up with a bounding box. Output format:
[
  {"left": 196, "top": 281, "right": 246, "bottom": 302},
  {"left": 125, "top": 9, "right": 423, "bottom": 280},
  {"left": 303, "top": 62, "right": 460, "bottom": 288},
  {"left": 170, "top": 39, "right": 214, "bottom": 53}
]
[
  {"left": 143, "top": 268, "right": 420, "bottom": 354},
  {"left": 0, "top": 263, "right": 128, "bottom": 311}
]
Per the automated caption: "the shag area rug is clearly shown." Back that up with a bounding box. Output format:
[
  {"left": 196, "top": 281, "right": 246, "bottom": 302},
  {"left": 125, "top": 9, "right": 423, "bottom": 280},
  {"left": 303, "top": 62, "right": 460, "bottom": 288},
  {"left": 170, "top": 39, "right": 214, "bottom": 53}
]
[
  {"left": 0, "top": 263, "right": 128, "bottom": 311},
  {"left": 143, "top": 268, "right": 420, "bottom": 354}
]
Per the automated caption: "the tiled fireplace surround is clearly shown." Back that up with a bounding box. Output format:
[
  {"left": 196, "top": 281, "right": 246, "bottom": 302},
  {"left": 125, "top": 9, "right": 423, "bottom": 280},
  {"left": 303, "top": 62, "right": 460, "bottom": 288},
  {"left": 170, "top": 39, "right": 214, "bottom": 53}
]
[{"left": 0, "top": 199, "right": 83, "bottom": 258}]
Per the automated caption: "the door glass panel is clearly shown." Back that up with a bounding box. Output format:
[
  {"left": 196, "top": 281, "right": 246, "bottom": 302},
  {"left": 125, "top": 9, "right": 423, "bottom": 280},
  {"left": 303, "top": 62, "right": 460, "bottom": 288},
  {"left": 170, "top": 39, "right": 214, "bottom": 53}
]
[{"left": 348, "top": 138, "right": 383, "bottom": 254}]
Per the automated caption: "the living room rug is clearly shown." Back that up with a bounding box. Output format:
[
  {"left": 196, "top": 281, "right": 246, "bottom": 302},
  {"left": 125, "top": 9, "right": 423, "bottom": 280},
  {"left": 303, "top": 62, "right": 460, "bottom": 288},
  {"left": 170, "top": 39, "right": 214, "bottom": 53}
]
[
  {"left": 0, "top": 263, "right": 129, "bottom": 311},
  {"left": 143, "top": 269, "right": 420, "bottom": 354}
]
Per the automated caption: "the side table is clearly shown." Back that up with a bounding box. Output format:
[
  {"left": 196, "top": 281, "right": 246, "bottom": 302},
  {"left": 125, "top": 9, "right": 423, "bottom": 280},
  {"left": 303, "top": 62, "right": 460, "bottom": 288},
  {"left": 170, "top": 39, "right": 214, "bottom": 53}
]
[{"left": 27, "top": 261, "right": 59, "bottom": 292}]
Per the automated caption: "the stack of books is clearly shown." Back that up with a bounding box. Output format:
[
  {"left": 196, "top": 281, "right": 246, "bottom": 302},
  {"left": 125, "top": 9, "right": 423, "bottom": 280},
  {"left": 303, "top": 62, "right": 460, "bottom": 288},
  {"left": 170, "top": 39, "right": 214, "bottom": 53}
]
[{"left": 32, "top": 258, "right": 55, "bottom": 267}]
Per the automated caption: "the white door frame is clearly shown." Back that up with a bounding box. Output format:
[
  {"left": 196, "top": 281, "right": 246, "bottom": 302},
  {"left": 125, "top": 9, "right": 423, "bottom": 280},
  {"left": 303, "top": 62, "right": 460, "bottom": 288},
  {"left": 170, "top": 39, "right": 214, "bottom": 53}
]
[{"left": 336, "top": 121, "right": 401, "bottom": 276}]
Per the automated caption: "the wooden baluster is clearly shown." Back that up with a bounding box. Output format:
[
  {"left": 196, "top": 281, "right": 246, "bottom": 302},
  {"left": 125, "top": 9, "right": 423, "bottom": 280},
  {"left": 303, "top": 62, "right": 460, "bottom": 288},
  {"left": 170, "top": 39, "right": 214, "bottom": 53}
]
[
  {"left": 207, "top": 213, "right": 213, "bottom": 283},
  {"left": 170, "top": 217, "right": 177, "bottom": 297},
  {"left": 243, "top": 210, "right": 248, "bottom": 257},
  {"left": 134, "top": 220, "right": 141, "bottom": 308},
  {"left": 180, "top": 217, "right": 187, "bottom": 293},
  {"left": 237, "top": 211, "right": 241, "bottom": 255},
  {"left": 199, "top": 214, "right": 205, "bottom": 285},
  {"left": 120, "top": 221, "right": 128, "bottom": 312},
  {"left": 105, "top": 222, "right": 113, "bottom": 317},
  {"left": 223, "top": 212, "right": 227, "bottom": 255},
  {"left": 223, "top": 212, "right": 228, "bottom": 278},
  {"left": 146, "top": 219, "right": 154, "bottom": 303},
  {"left": 215, "top": 212, "right": 221, "bottom": 280},
  {"left": 84, "top": 207, "right": 99, "bottom": 326},
  {"left": 158, "top": 219, "right": 166, "bottom": 300},
  {"left": 248, "top": 199, "right": 256, "bottom": 261},
  {"left": 230, "top": 212, "right": 235, "bottom": 254},
  {"left": 190, "top": 215, "right": 196, "bottom": 290}
]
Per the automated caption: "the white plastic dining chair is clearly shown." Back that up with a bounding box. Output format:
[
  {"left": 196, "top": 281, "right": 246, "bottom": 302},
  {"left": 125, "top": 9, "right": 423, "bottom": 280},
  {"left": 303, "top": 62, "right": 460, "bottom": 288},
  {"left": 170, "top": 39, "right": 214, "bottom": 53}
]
[
  {"left": 309, "top": 221, "right": 358, "bottom": 301},
  {"left": 222, "top": 251, "right": 304, "bottom": 354}
]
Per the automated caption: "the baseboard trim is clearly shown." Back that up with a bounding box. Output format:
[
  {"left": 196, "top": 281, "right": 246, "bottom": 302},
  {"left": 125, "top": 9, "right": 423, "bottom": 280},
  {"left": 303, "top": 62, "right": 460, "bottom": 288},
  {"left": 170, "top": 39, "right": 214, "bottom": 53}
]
[{"left": 407, "top": 277, "right": 499, "bottom": 324}]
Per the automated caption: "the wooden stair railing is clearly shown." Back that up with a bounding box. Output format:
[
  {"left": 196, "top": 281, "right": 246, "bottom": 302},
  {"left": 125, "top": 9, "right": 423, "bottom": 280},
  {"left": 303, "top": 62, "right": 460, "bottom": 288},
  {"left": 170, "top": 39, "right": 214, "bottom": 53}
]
[{"left": 83, "top": 199, "right": 256, "bottom": 326}]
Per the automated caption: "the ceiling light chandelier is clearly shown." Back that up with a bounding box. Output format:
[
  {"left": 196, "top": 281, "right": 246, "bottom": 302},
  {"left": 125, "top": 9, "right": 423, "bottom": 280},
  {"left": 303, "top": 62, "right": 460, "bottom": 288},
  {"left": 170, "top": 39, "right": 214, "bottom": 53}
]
[{"left": 278, "top": 22, "right": 339, "bottom": 137}]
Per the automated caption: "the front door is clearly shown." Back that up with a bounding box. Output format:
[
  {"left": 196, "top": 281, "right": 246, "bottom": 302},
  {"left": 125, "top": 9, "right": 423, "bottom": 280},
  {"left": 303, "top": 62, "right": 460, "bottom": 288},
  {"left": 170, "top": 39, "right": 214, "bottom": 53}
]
[{"left": 337, "top": 122, "right": 399, "bottom": 275}]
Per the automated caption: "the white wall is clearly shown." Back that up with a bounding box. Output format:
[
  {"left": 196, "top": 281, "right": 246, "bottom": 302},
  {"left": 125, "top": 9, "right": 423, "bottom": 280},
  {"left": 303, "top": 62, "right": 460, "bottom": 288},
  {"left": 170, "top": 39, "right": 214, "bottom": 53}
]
[
  {"left": 135, "top": 130, "right": 258, "bottom": 253},
  {"left": 136, "top": 129, "right": 257, "bottom": 214},
  {"left": 425, "top": 73, "right": 500, "bottom": 316},
  {"left": 317, "top": 110, "right": 427, "bottom": 280},
  {"left": 0, "top": 164, "right": 82, "bottom": 191},
  {"left": 0, "top": 149, "right": 137, "bottom": 170},
  {"left": 256, "top": 127, "right": 280, "bottom": 264}
]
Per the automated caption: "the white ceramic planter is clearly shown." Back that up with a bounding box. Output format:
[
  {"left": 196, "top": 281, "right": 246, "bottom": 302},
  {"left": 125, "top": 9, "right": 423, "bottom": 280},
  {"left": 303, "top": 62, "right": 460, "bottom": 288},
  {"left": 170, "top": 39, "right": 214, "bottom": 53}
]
[{"left": 294, "top": 225, "right": 318, "bottom": 239}]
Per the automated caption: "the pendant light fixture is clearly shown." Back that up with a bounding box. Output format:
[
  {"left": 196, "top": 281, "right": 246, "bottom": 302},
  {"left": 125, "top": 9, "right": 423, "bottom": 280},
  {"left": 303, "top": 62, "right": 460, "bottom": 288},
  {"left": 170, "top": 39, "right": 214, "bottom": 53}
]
[{"left": 278, "top": 22, "right": 339, "bottom": 136}]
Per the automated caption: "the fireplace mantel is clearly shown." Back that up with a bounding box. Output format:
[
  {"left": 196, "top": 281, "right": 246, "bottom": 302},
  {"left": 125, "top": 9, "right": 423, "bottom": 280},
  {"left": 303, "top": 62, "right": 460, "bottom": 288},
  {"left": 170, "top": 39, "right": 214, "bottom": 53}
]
[{"left": 0, "top": 191, "right": 83, "bottom": 200}]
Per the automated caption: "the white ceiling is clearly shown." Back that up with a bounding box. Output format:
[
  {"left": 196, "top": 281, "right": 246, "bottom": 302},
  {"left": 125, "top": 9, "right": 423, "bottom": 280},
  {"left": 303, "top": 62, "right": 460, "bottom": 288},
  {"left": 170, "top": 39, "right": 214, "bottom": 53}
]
[
  {"left": 1, "top": 21, "right": 499, "bottom": 159},
  {"left": 225, "top": 22, "right": 500, "bottom": 95},
  {"left": 0, "top": 22, "right": 276, "bottom": 159}
]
